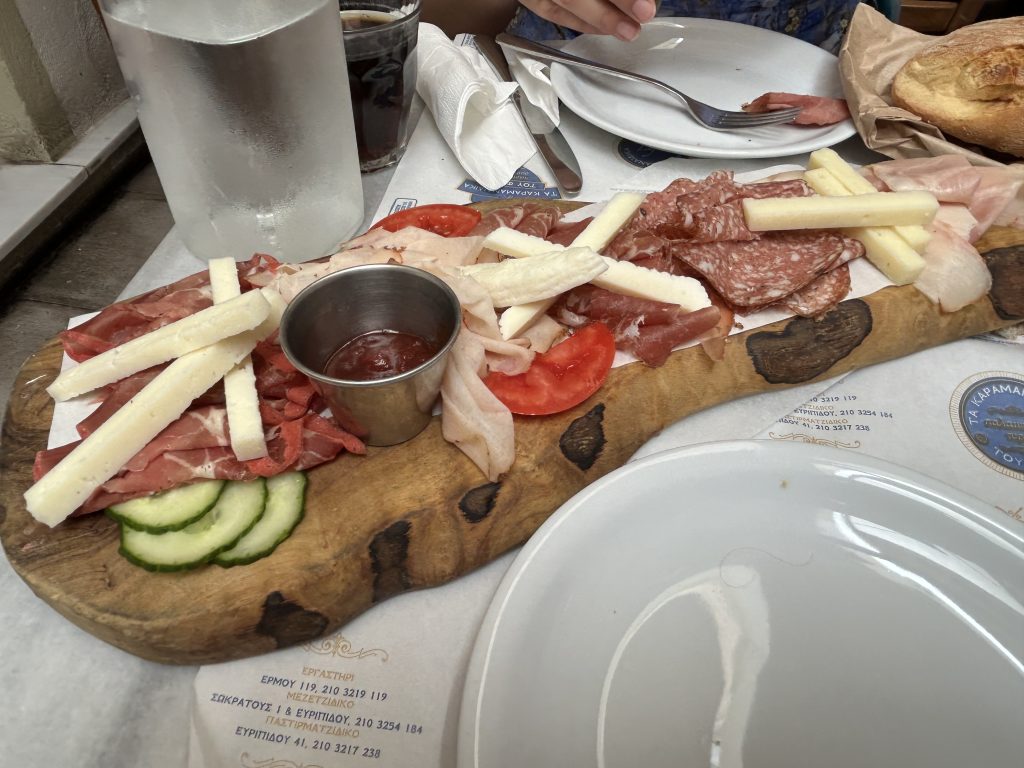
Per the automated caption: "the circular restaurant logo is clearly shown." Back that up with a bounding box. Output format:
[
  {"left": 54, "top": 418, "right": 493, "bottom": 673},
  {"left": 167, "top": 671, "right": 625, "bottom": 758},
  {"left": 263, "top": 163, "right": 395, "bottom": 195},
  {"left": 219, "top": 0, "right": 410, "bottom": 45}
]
[
  {"left": 616, "top": 139, "right": 684, "bottom": 168},
  {"left": 950, "top": 371, "right": 1024, "bottom": 480}
]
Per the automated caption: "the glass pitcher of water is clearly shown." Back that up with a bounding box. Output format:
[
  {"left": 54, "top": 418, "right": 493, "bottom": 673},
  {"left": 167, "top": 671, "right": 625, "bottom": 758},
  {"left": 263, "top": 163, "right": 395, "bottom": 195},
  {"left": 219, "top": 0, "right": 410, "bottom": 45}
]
[{"left": 100, "top": 0, "right": 364, "bottom": 263}]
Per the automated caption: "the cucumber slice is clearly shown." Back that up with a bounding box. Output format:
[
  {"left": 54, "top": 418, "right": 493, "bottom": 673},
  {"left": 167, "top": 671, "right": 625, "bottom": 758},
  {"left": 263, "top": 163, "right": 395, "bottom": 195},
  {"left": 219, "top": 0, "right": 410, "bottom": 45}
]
[
  {"left": 215, "top": 472, "right": 307, "bottom": 567},
  {"left": 106, "top": 480, "right": 226, "bottom": 533},
  {"left": 119, "top": 479, "right": 267, "bottom": 571}
]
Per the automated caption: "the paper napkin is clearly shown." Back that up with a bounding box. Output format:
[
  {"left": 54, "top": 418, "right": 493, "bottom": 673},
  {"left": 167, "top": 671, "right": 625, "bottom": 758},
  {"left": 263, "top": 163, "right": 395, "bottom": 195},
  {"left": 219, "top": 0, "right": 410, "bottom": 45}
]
[{"left": 416, "top": 24, "right": 535, "bottom": 191}]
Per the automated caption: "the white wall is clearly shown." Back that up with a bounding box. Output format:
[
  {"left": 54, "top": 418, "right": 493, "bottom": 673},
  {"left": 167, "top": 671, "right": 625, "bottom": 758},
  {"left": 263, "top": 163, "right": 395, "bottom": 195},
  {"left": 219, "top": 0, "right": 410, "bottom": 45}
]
[
  {"left": 15, "top": 0, "right": 127, "bottom": 139},
  {"left": 0, "top": 0, "right": 127, "bottom": 160}
]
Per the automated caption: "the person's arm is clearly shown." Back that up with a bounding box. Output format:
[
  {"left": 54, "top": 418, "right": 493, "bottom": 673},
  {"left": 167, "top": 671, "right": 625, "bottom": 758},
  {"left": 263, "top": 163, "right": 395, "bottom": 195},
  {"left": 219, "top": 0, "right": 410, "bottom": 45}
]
[{"left": 421, "top": 0, "right": 656, "bottom": 41}]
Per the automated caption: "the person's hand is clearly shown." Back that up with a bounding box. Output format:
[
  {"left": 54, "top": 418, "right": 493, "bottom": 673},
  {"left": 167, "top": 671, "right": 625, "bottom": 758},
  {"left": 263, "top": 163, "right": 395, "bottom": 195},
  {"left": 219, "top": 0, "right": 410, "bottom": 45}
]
[{"left": 519, "top": 0, "right": 658, "bottom": 41}]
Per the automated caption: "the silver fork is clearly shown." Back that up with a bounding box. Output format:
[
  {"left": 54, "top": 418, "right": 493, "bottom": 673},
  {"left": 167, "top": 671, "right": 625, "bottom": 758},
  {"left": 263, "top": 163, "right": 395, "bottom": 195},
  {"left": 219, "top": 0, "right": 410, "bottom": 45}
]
[{"left": 495, "top": 33, "right": 802, "bottom": 132}]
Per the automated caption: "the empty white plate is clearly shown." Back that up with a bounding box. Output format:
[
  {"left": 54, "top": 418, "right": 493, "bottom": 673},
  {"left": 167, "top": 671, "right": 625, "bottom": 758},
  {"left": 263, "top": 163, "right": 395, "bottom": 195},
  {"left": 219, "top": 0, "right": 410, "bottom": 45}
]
[{"left": 458, "top": 440, "right": 1024, "bottom": 768}]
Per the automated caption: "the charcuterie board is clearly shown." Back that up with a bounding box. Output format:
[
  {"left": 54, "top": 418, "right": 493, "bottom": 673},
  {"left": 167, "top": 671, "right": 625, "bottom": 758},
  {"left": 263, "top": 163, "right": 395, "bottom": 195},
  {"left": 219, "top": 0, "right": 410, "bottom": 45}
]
[{"left": 1, "top": 203, "right": 1021, "bottom": 665}]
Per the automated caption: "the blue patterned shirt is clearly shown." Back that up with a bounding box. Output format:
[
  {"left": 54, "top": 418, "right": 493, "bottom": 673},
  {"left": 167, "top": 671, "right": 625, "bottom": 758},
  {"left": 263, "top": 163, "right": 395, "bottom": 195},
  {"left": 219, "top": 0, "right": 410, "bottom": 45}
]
[{"left": 507, "top": 0, "right": 862, "bottom": 54}]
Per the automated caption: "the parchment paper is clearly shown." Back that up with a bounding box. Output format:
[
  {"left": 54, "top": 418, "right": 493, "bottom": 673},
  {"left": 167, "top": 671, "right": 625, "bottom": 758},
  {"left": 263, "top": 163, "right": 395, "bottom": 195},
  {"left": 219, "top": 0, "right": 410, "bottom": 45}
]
[{"left": 839, "top": 4, "right": 1021, "bottom": 168}]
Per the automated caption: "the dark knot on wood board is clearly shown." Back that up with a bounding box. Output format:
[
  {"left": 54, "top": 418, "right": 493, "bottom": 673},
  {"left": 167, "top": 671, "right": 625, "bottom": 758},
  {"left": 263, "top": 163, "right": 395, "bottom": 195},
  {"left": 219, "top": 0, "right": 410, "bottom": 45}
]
[
  {"left": 560, "top": 404, "right": 606, "bottom": 471},
  {"left": 256, "top": 591, "right": 328, "bottom": 648},
  {"left": 370, "top": 520, "right": 411, "bottom": 601},
  {"left": 983, "top": 244, "right": 1024, "bottom": 320},
  {"left": 746, "top": 299, "right": 873, "bottom": 384},
  {"left": 459, "top": 482, "right": 502, "bottom": 524}
]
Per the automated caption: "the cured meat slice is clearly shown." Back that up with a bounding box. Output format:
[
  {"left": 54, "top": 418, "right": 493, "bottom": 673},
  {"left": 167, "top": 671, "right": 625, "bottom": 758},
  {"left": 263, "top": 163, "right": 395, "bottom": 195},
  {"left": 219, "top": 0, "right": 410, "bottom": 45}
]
[
  {"left": 779, "top": 264, "right": 851, "bottom": 317},
  {"left": 34, "top": 409, "right": 365, "bottom": 515},
  {"left": 469, "top": 205, "right": 527, "bottom": 237},
  {"left": 515, "top": 203, "right": 562, "bottom": 239},
  {"left": 606, "top": 228, "right": 668, "bottom": 263},
  {"left": 555, "top": 285, "right": 721, "bottom": 367},
  {"left": 741, "top": 93, "right": 851, "bottom": 125},
  {"left": 673, "top": 232, "right": 864, "bottom": 310},
  {"left": 916, "top": 219, "right": 992, "bottom": 313},
  {"left": 58, "top": 254, "right": 278, "bottom": 363},
  {"left": 656, "top": 200, "right": 756, "bottom": 243},
  {"left": 870, "top": 156, "right": 980, "bottom": 205},
  {"left": 545, "top": 217, "right": 591, "bottom": 247}
]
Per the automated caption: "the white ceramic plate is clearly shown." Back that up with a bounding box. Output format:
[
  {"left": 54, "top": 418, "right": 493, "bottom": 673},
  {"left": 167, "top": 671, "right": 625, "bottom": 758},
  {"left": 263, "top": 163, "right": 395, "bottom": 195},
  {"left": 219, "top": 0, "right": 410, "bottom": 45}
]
[
  {"left": 457, "top": 441, "right": 1024, "bottom": 768},
  {"left": 550, "top": 18, "right": 856, "bottom": 158}
]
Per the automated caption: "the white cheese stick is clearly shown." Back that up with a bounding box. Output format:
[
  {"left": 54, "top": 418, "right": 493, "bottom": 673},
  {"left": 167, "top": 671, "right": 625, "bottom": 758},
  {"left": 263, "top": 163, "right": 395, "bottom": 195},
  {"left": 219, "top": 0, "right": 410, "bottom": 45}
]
[
  {"left": 591, "top": 257, "right": 709, "bottom": 311},
  {"left": 569, "top": 192, "right": 645, "bottom": 251},
  {"left": 482, "top": 228, "right": 556, "bottom": 259},
  {"left": 209, "top": 258, "right": 268, "bottom": 461},
  {"left": 485, "top": 221, "right": 710, "bottom": 336},
  {"left": 47, "top": 289, "right": 271, "bottom": 402},
  {"left": 807, "top": 148, "right": 930, "bottom": 252},
  {"left": 498, "top": 298, "right": 559, "bottom": 340},
  {"left": 742, "top": 191, "right": 939, "bottom": 231},
  {"left": 25, "top": 330, "right": 262, "bottom": 527},
  {"left": 804, "top": 168, "right": 926, "bottom": 285},
  {"left": 460, "top": 247, "right": 608, "bottom": 307}
]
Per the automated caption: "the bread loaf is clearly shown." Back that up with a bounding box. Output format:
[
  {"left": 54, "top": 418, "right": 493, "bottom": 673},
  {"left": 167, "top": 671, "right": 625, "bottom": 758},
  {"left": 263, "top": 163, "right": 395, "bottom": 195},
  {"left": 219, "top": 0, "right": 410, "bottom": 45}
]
[{"left": 891, "top": 17, "right": 1024, "bottom": 158}]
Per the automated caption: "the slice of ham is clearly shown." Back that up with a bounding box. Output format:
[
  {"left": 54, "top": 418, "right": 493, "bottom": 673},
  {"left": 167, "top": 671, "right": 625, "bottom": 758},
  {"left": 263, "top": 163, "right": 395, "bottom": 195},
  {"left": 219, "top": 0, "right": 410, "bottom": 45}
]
[
  {"left": 870, "top": 156, "right": 980, "bottom": 205},
  {"left": 741, "top": 93, "right": 851, "bottom": 126},
  {"left": 440, "top": 330, "right": 515, "bottom": 481},
  {"left": 868, "top": 158, "right": 1024, "bottom": 240},
  {"left": 916, "top": 219, "right": 992, "bottom": 313}
]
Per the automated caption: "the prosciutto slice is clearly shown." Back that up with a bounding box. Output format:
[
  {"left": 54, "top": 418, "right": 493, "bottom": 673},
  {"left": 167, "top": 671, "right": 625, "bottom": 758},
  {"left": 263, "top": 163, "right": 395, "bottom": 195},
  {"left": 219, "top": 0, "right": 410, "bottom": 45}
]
[
  {"left": 742, "top": 92, "right": 851, "bottom": 126},
  {"left": 36, "top": 255, "right": 369, "bottom": 516},
  {"left": 555, "top": 285, "right": 721, "bottom": 367}
]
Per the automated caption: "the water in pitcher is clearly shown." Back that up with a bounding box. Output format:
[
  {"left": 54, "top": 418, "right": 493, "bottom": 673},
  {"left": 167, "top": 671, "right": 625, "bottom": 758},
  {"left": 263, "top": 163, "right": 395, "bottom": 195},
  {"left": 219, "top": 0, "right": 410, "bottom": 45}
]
[{"left": 100, "top": 0, "right": 363, "bottom": 263}]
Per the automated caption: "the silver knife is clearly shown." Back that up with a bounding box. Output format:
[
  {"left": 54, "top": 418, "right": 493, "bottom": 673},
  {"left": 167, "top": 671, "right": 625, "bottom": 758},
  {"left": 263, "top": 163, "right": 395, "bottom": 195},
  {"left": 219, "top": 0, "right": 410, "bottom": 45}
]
[{"left": 475, "top": 35, "right": 583, "bottom": 197}]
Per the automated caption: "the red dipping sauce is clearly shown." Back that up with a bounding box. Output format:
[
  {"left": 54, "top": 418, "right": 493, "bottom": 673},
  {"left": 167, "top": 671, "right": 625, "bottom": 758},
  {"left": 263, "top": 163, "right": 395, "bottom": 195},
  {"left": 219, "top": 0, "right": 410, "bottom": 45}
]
[{"left": 324, "top": 330, "right": 440, "bottom": 382}]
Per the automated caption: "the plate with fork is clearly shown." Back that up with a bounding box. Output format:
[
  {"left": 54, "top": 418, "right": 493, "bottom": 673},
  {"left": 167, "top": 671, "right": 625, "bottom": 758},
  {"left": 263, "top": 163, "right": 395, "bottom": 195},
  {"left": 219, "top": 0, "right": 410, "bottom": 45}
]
[{"left": 546, "top": 18, "right": 856, "bottom": 159}]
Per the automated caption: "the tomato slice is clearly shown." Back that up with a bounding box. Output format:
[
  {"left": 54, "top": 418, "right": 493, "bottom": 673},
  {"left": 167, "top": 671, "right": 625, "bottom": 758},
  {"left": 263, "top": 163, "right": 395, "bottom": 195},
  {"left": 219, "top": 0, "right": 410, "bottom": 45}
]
[
  {"left": 371, "top": 204, "right": 481, "bottom": 237},
  {"left": 484, "top": 323, "right": 616, "bottom": 416}
]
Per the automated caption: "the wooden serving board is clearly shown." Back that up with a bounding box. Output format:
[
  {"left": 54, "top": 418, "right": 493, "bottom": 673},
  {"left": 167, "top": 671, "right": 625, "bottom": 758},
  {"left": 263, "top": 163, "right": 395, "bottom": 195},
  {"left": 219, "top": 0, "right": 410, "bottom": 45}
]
[{"left": 1, "top": 217, "right": 1022, "bottom": 665}]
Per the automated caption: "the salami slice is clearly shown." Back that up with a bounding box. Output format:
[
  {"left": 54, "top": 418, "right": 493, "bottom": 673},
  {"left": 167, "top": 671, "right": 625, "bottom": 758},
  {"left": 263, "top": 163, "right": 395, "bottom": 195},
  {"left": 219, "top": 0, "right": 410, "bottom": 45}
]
[
  {"left": 779, "top": 264, "right": 852, "bottom": 317},
  {"left": 656, "top": 199, "right": 756, "bottom": 243},
  {"left": 673, "top": 232, "right": 864, "bottom": 311}
]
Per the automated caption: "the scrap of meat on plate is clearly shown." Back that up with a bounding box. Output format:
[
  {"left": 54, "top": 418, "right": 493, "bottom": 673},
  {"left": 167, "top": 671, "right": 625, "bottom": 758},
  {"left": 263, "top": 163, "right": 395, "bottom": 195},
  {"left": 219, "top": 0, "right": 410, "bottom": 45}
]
[{"left": 742, "top": 92, "right": 851, "bottom": 125}]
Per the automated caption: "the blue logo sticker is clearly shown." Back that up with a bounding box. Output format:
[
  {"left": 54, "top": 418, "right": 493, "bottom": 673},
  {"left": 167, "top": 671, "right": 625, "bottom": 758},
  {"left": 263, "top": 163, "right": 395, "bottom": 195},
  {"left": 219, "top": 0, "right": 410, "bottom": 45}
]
[
  {"left": 950, "top": 372, "right": 1024, "bottom": 479},
  {"left": 617, "top": 139, "right": 685, "bottom": 168},
  {"left": 458, "top": 167, "right": 561, "bottom": 202}
]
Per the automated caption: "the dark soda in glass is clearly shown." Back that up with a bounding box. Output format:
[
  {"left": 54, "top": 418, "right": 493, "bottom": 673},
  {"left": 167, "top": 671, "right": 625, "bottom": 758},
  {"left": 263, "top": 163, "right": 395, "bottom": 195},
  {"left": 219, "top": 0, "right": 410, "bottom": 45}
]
[{"left": 341, "top": 3, "right": 419, "bottom": 172}]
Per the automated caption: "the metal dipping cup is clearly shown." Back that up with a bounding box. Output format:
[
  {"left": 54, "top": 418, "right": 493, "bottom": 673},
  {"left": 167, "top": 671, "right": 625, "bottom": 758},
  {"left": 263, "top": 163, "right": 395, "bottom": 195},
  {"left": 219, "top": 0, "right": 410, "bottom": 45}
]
[{"left": 279, "top": 264, "right": 461, "bottom": 446}]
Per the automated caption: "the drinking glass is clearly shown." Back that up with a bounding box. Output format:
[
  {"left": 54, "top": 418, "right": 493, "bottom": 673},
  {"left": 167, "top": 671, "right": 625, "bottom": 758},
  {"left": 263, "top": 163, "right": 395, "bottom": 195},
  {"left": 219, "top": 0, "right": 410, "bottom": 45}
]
[{"left": 340, "top": 0, "right": 420, "bottom": 172}]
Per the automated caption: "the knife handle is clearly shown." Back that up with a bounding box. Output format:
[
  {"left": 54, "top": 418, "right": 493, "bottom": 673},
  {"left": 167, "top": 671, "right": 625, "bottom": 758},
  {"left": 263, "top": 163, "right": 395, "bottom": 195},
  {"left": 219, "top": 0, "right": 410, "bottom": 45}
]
[{"left": 535, "top": 132, "right": 582, "bottom": 197}]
